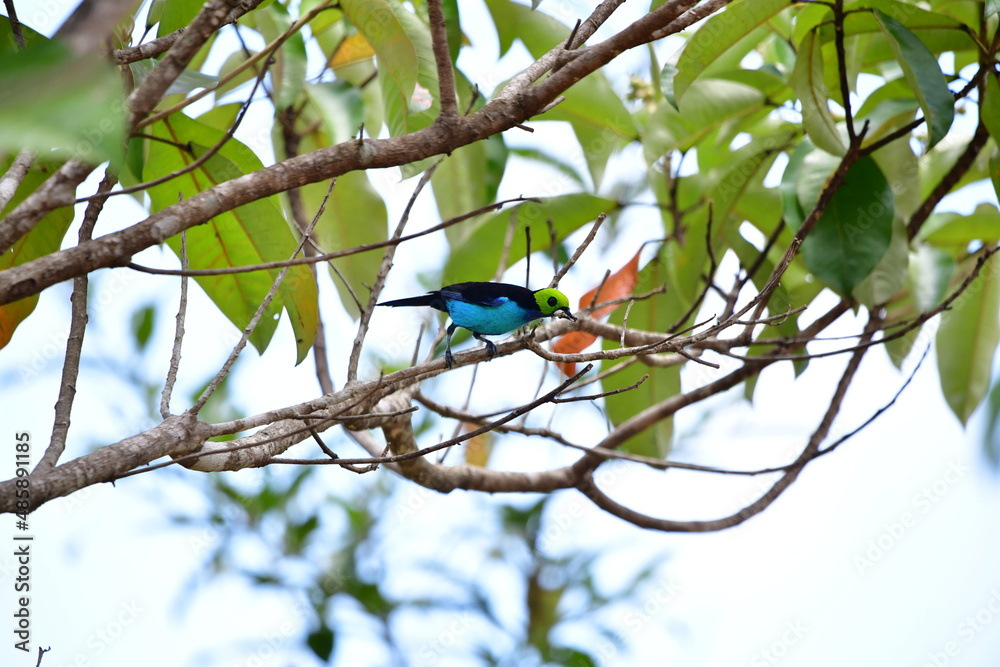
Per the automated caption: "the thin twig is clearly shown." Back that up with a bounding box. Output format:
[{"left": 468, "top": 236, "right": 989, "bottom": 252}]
[
  {"left": 833, "top": 0, "right": 856, "bottom": 143},
  {"left": 549, "top": 213, "right": 606, "bottom": 289},
  {"left": 547, "top": 218, "right": 559, "bottom": 277},
  {"left": 160, "top": 230, "right": 189, "bottom": 418},
  {"left": 493, "top": 209, "right": 519, "bottom": 282},
  {"left": 77, "top": 61, "right": 270, "bottom": 204},
  {"left": 0, "top": 149, "right": 35, "bottom": 213},
  {"left": 347, "top": 159, "right": 442, "bottom": 381},
  {"left": 190, "top": 202, "right": 323, "bottom": 413},
  {"left": 3, "top": 0, "right": 25, "bottom": 49},
  {"left": 133, "top": 0, "right": 333, "bottom": 130},
  {"left": 35, "top": 172, "right": 117, "bottom": 474},
  {"left": 126, "top": 196, "right": 539, "bottom": 277}
]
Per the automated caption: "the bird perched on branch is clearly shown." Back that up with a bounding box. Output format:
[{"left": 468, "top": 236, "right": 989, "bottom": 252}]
[{"left": 378, "top": 281, "right": 576, "bottom": 368}]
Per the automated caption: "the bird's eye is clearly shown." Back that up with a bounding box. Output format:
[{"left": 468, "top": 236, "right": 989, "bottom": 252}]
[{"left": 547, "top": 296, "right": 558, "bottom": 307}]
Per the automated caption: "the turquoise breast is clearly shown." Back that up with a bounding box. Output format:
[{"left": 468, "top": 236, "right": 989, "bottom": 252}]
[{"left": 446, "top": 298, "right": 541, "bottom": 335}]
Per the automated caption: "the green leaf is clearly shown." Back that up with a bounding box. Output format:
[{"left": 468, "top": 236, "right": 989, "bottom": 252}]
[
  {"left": 508, "top": 148, "right": 587, "bottom": 191},
  {"left": 0, "top": 40, "right": 124, "bottom": 162},
  {"left": 342, "top": 0, "right": 438, "bottom": 139},
  {"left": 672, "top": 0, "right": 790, "bottom": 103},
  {"left": 303, "top": 81, "right": 365, "bottom": 145},
  {"left": 485, "top": 0, "right": 636, "bottom": 187},
  {"left": 289, "top": 87, "right": 383, "bottom": 319},
  {"left": 306, "top": 624, "right": 335, "bottom": 661},
  {"left": 312, "top": 170, "right": 388, "bottom": 320},
  {"left": 852, "top": 216, "right": 908, "bottom": 307},
  {"left": 872, "top": 9, "right": 954, "bottom": 149},
  {"left": 0, "top": 157, "right": 74, "bottom": 350},
  {"left": 780, "top": 141, "right": 814, "bottom": 230},
  {"left": 442, "top": 0, "right": 462, "bottom": 63},
  {"left": 936, "top": 251, "right": 1000, "bottom": 424},
  {"left": 659, "top": 61, "right": 678, "bottom": 110},
  {"left": 790, "top": 28, "right": 844, "bottom": 156},
  {"left": 443, "top": 194, "right": 615, "bottom": 285},
  {"left": 129, "top": 59, "right": 219, "bottom": 96},
  {"left": 251, "top": 3, "right": 308, "bottom": 110},
  {"left": 131, "top": 305, "right": 156, "bottom": 351},
  {"left": 991, "top": 151, "right": 1000, "bottom": 205},
  {"left": 983, "top": 377, "right": 1000, "bottom": 467},
  {"left": 431, "top": 73, "right": 508, "bottom": 227},
  {"left": 156, "top": 0, "right": 202, "bottom": 37},
  {"left": 643, "top": 79, "right": 769, "bottom": 163},
  {"left": 706, "top": 132, "right": 788, "bottom": 245},
  {"left": 982, "top": 75, "right": 1000, "bottom": 148},
  {"left": 794, "top": 155, "right": 895, "bottom": 295},
  {"left": 145, "top": 115, "right": 318, "bottom": 362},
  {"left": 921, "top": 206, "right": 1000, "bottom": 246},
  {"left": 910, "top": 244, "right": 957, "bottom": 313},
  {"left": 432, "top": 135, "right": 508, "bottom": 229}
]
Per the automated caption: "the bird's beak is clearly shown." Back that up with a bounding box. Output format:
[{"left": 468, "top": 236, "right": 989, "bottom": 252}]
[{"left": 556, "top": 307, "right": 576, "bottom": 322}]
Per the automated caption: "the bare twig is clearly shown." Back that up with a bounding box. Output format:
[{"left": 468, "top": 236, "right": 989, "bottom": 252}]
[
  {"left": 907, "top": 122, "right": 990, "bottom": 240},
  {"left": 549, "top": 213, "right": 606, "bottom": 289},
  {"left": 126, "top": 196, "right": 539, "bottom": 277},
  {"left": 347, "top": 159, "right": 442, "bottom": 381},
  {"left": 0, "top": 149, "right": 35, "bottom": 213},
  {"left": 35, "top": 172, "right": 117, "bottom": 474},
  {"left": 160, "top": 231, "right": 189, "bottom": 418},
  {"left": 493, "top": 209, "right": 519, "bottom": 282},
  {"left": 191, "top": 201, "right": 322, "bottom": 413},
  {"left": 133, "top": 0, "right": 332, "bottom": 131},
  {"left": 3, "top": 0, "right": 25, "bottom": 49},
  {"left": 833, "top": 0, "right": 857, "bottom": 143},
  {"left": 127, "top": 0, "right": 268, "bottom": 129},
  {"left": 77, "top": 60, "right": 270, "bottom": 204}
]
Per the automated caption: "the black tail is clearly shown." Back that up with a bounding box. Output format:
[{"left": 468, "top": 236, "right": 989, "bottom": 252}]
[{"left": 377, "top": 294, "right": 437, "bottom": 308}]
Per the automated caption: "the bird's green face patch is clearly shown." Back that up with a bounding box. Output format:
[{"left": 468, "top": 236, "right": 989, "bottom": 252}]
[{"left": 534, "top": 288, "right": 574, "bottom": 319}]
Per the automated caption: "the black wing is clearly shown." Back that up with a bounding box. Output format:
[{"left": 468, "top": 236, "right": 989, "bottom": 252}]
[{"left": 438, "top": 282, "right": 537, "bottom": 309}]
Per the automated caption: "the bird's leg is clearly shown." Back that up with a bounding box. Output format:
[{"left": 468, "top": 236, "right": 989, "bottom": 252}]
[
  {"left": 445, "top": 323, "right": 458, "bottom": 368},
  {"left": 472, "top": 332, "right": 498, "bottom": 361}
]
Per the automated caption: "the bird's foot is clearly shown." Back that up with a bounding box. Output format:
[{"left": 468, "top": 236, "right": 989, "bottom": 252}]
[
  {"left": 483, "top": 339, "right": 498, "bottom": 361},
  {"left": 444, "top": 349, "right": 456, "bottom": 369}
]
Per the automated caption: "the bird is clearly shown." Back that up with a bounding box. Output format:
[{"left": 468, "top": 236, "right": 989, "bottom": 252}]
[{"left": 378, "top": 281, "right": 576, "bottom": 368}]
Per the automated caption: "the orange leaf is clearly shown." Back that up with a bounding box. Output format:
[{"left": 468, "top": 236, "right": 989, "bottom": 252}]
[
  {"left": 552, "top": 331, "right": 597, "bottom": 376},
  {"left": 552, "top": 249, "right": 643, "bottom": 376},
  {"left": 581, "top": 248, "right": 641, "bottom": 317}
]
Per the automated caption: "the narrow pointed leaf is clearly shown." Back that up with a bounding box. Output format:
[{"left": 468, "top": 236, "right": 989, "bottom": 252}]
[
  {"left": 673, "top": 0, "right": 790, "bottom": 103},
  {"left": 936, "top": 251, "right": 1000, "bottom": 424},
  {"left": 790, "top": 28, "right": 844, "bottom": 156},
  {"left": 873, "top": 9, "right": 954, "bottom": 149},
  {"left": 341, "top": 0, "right": 427, "bottom": 137},
  {"left": 982, "top": 75, "right": 1000, "bottom": 147}
]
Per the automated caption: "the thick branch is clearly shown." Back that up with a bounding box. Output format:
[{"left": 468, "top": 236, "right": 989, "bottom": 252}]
[
  {"left": 0, "top": 0, "right": 715, "bottom": 307},
  {"left": 126, "top": 0, "right": 264, "bottom": 128},
  {"left": 0, "top": 414, "right": 208, "bottom": 512}
]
